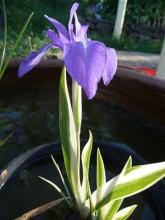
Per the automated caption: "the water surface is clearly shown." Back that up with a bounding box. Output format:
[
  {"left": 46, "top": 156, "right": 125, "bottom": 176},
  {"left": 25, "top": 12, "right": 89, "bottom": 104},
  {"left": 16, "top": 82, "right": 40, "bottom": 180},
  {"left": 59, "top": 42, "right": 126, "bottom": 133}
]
[{"left": 0, "top": 87, "right": 164, "bottom": 168}]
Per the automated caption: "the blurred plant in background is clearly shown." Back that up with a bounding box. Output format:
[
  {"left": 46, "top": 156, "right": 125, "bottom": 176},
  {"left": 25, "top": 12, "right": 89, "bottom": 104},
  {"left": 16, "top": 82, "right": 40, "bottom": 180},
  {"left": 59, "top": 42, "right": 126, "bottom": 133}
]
[
  {"left": 0, "top": 0, "right": 33, "bottom": 149},
  {"left": 0, "top": 0, "right": 33, "bottom": 79},
  {"left": 92, "top": 0, "right": 165, "bottom": 27},
  {"left": 0, "top": 0, "right": 164, "bottom": 57}
]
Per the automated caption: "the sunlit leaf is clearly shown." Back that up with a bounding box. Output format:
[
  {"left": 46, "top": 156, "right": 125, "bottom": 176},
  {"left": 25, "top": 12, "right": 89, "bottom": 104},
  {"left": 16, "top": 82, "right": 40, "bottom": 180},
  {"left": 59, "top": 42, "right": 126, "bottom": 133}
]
[
  {"left": 39, "top": 176, "right": 67, "bottom": 198},
  {"left": 98, "top": 157, "right": 132, "bottom": 220},
  {"left": 112, "top": 204, "right": 137, "bottom": 220},
  {"left": 59, "top": 67, "right": 82, "bottom": 204},
  {"left": 51, "top": 155, "right": 71, "bottom": 199},
  {"left": 81, "top": 131, "right": 93, "bottom": 203},
  {"left": 97, "top": 148, "right": 106, "bottom": 189},
  {"left": 72, "top": 79, "right": 82, "bottom": 200},
  {"left": 90, "top": 160, "right": 165, "bottom": 210},
  {"left": 96, "top": 148, "right": 106, "bottom": 219}
]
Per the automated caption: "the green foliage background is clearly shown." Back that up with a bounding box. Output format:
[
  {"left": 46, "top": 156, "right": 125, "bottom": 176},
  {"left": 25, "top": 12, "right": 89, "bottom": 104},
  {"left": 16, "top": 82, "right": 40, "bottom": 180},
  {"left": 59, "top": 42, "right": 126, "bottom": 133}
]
[
  {"left": 0, "top": 0, "right": 164, "bottom": 56},
  {"left": 101, "top": 0, "right": 165, "bottom": 26}
]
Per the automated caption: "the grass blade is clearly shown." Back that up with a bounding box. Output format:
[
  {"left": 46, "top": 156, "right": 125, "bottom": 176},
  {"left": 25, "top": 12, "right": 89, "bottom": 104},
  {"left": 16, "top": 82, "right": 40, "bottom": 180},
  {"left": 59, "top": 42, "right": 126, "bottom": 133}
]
[
  {"left": 0, "top": 133, "right": 13, "bottom": 147},
  {"left": 0, "top": 0, "right": 7, "bottom": 73},
  {"left": 0, "top": 12, "right": 34, "bottom": 79}
]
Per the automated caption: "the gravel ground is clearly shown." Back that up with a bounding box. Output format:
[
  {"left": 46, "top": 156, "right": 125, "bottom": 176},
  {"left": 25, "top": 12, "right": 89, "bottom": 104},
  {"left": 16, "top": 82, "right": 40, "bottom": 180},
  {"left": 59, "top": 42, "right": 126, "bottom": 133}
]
[{"left": 117, "top": 51, "right": 160, "bottom": 69}]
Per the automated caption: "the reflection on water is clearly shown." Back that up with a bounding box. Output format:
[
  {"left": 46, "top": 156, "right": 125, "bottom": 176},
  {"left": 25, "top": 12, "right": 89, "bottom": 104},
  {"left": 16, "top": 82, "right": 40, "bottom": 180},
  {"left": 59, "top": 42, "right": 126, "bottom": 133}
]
[{"left": 0, "top": 87, "right": 165, "bottom": 169}]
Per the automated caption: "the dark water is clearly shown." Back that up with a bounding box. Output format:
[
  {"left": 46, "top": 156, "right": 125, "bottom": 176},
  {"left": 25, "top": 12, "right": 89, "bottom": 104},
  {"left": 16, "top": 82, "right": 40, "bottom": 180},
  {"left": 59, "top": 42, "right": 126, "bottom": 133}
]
[
  {"left": 0, "top": 87, "right": 165, "bottom": 219},
  {"left": 0, "top": 87, "right": 165, "bottom": 169}
]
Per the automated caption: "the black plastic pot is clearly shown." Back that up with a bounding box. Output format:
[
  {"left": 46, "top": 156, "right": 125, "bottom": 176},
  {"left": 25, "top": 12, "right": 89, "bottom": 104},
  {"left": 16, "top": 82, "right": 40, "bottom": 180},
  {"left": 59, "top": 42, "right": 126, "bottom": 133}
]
[{"left": 0, "top": 141, "right": 165, "bottom": 220}]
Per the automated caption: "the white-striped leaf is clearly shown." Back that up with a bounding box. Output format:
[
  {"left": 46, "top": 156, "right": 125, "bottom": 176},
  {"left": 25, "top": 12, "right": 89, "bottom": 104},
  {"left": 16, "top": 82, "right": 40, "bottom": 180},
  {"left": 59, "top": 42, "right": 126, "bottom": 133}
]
[
  {"left": 39, "top": 176, "right": 67, "bottom": 198},
  {"left": 85, "top": 165, "right": 94, "bottom": 219},
  {"left": 97, "top": 148, "right": 106, "bottom": 189},
  {"left": 81, "top": 131, "right": 93, "bottom": 203},
  {"left": 98, "top": 157, "right": 132, "bottom": 220},
  {"left": 112, "top": 204, "right": 137, "bottom": 220},
  {"left": 96, "top": 148, "right": 106, "bottom": 219},
  {"left": 59, "top": 67, "right": 81, "bottom": 202},
  {"left": 72, "top": 80, "right": 82, "bottom": 194},
  {"left": 101, "top": 200, "right": 123, "bottom": 220},
  {"left": 51, "top": 155, "right": 71, "bottom": 199},
  {"left": 90, "top": 161, "right": 165, "bottom": 210}
]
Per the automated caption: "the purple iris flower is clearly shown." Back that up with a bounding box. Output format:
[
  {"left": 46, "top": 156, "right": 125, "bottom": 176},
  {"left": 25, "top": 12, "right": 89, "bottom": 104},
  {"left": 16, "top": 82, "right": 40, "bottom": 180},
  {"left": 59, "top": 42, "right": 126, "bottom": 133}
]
[{"left": 18, "top": 3, "right": 117, "bottom": 99}]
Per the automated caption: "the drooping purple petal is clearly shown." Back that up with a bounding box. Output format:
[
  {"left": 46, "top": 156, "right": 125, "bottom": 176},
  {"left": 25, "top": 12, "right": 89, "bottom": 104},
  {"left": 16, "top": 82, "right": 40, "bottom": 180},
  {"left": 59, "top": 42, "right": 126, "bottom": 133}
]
[
  {"left": 102, "top": 48, "right": 117, "bottom": 85},
  {"left": 44, "top": 15, "right": 69, "bottom": 44},
  {"left": 18, "top": 43, "right": 53, "bottom": 78},
  {"left": 46, "top": 29, "right": 63, "bottom": 48},
  {"left": 64, "top": 40, "right": 107, "bottom": 99}
]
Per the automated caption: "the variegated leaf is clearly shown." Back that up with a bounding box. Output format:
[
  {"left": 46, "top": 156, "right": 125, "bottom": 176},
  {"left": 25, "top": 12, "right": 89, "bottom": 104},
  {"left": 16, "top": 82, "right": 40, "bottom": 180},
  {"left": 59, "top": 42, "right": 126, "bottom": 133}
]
[
  {"left": 81, "top": 131, "right": 93, "bottom": 203},
  {"left": 97, "top": 148, "right": 106, "bottom": 189},
  {"left": 112, "top": 205, "right": 137, "bottom": 220},
  {"left": 59, "top": 67, "right": 81, "bottom": 203},
  {"left": 96, "top": 148, "right": 106, "bottom": 219},
  {"left": 98, "top": 157, "right": 132, "bottom": 220},
  {"left": 90, "top": 160, "right": 165, "bottom": 210}
]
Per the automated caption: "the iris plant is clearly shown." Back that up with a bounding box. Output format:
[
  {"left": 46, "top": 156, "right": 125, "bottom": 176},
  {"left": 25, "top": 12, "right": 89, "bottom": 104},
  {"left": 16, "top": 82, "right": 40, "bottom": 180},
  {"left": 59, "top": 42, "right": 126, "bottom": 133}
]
[{"left": 18, "top": 3, "right": 165, "bottom": 220}]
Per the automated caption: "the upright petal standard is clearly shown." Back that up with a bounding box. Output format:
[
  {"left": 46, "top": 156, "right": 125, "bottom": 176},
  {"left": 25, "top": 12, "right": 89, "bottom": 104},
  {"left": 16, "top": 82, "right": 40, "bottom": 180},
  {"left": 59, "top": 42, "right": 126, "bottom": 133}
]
[{"left": 18, "top": 2, "right": 117, "bottom": 99}]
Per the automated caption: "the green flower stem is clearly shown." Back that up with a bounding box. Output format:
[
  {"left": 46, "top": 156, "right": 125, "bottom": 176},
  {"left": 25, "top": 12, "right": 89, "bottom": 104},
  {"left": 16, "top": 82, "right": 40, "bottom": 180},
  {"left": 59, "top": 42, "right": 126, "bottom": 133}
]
[
  {"left": 72, "top": 80, "right": 82, "bottom": 135},
  {"left": 72, "top": 79, "right": 82, "bottom": 165}
]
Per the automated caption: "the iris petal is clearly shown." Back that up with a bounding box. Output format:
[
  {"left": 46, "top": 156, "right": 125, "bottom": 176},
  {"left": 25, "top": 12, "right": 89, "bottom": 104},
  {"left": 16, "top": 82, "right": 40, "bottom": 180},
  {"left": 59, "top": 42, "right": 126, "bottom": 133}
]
[
  {"left": 18, "top": 2, "right": 117, "bottom": 99},
  {"left": 74, "top": 13, "right": 81, "bottom": 35},
  {"left": 76, "top": 25, "right": 88, "bottom": 41},
  {"left": 68, "top": 2, "right": 79, "bottom": 36},
  {"left": 46, "top": 29, "right": 63, "bottom": 48},
  {"left": 102, "top": 48, "right": 117, "bottom": 85},
  {"left": 44, "top": 15, "right": 69, "bottom": 44},
  {"left": 64, "top": 40, "right": 107, "bottom": 99},
  {"left": 18, "top": 43, "right": 53, "bottom": 78}
]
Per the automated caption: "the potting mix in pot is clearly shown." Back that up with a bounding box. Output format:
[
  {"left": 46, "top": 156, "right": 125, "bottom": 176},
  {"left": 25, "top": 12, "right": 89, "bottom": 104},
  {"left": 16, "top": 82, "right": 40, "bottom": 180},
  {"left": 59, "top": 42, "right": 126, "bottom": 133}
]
[{"left": 1, "top": 2, "right": 165, "bottom": 220}]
